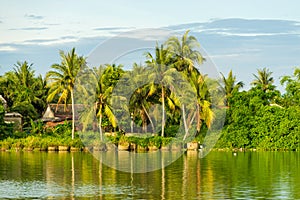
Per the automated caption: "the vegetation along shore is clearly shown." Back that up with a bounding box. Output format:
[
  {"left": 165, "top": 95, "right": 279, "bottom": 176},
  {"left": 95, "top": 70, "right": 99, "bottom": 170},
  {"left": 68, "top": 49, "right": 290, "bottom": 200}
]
[{"left": 0, "top": 30, "right": 299, "bottom": 152}]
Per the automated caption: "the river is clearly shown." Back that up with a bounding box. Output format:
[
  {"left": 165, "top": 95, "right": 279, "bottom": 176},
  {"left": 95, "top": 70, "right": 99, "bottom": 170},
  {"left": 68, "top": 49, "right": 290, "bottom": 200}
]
[{"left": 0, "top": 151, "right": 299, "bottom": 199}]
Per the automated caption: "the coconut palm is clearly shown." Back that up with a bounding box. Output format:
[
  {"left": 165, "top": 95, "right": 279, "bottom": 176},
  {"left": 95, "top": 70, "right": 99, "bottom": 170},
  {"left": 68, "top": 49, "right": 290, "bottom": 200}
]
[
  {"left": 190, "top": 71, "right": 214, "bottom": 133},
  {"left": 146, "top": 44, "right": 177, "bottom": 137},
  {"left": 251, "top": 68, "right": 274, "bottom": 92},
  {"left": 127, "top": 63, "right": 162, "bottom": 133},
  {"left": 79, "top": 64, "right": 122, "bottom": 140},
  {"left": 13, "top": 61, "right": 35, "bottom": 87},
  {"left": 280, "top": 68, "right": 300, "bottom": 106},
  {"left": 165, "top": 30, "right": 205, "bottom": 74},
  {"left": 94, "top": 65, "right": 119, "bottom": 140},
  {"left": 0, "top": 62, "right": 47, "bottom": 123},
  {"left": 46, "top": 48, "right": 86, "bottom": 139},
  {"left": 220, "top": 70, "right": 244, "bottom": 106}
]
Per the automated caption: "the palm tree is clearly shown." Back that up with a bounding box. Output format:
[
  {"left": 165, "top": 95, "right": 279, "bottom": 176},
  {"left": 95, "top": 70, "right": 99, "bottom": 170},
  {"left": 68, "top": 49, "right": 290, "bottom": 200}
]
[
  {"left": 14, "top": 61, "right": 35, "bottom": 87},
  {"left": 220, "top": 70, "right": 244, "bottom": 106},
  {"left": 190, "top": 71, "right": 214, "bottom": 133},
  {"left": 125, "top": 63, "right": 159, "bottom": 133},
  {"left": 79, "top": 64, "right": 122, "bottom": 140},
  {"left": 146, "top": 44, "right": 177, "bottom": 137},
  {"left": 165, "top": 30, "right": 205, "bottom": 74},
  {"left": 0, "top": 61, "right": 47, "bottom": 123},
  {"left": 280, "top": 68, "right": 300, "bottom": 106},
  {"left": 94, "top": 65, "right": 119, "bottom": 140},
  {"left": 251, "top": 68, "right": 274, "bottom": 92},
  {"left": 46, "top": 48, "right": 86, "bottom": 139}
]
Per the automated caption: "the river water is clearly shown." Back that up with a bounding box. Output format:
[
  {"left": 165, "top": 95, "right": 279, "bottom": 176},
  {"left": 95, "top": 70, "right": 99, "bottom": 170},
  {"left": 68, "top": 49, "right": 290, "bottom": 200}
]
[{"left": 0, "top": 151, "right": 299, "bottom": 199}]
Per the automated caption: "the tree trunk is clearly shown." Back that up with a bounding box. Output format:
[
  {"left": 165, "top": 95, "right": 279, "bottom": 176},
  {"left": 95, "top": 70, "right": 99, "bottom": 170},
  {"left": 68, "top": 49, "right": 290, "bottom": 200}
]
[
  {"left": 71, "top": 89, "right": 75, "bottom": 140},
  {"left": 142, "top": 104, "right": 155, "bottom": 133},
  {"left": 196, "top": 103, "right": 202, "bottom": 132},
  {"left": 130, "top": 117, "right": 134, "bottom": 133},
  {"left": 99, "top": 113, "right": 103, "bottom": 141},
  {"left": 182, "top": 104, "right": 189, "bottom": 141},
  {"left": 161, "top": 86, "right": 165, "bottom": 137},
  {"left": 142, "top": 117, "right": 147, "bottom": 133}
]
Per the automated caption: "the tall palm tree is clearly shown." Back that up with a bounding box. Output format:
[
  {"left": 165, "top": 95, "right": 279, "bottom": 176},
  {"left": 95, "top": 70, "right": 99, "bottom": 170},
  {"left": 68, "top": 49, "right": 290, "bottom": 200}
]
[
  {"left": 190, "top": 71, "right": 214, "bottom": 133},
  {"left": 46, "top": 48, "right": 86, "bottom": 139},
  {"left": 146, "top": 44, "right": 177, "bottom": 137},
  {"left": 79, "top": 64, "right": 122, "bottom": 140},
  {"left": 220, "top": 70, "right": 244, "bottom": 106},
  {"left": 251, "top": 68, "right": 274, "bottom": 92},
  {"left": 94, "top": 65, "right": 119, "bottom": 140},
  {"left": 165, "top": 30, "right": 205, "bottom": 74}
]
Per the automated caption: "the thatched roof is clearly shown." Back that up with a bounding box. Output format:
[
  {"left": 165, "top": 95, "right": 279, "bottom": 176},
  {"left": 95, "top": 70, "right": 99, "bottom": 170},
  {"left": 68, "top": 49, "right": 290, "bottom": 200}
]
[
  {"left": 41, "top": 104, "right": 85, "bottom": 122},
  {"left": 4, "top": 112, "right": 22, "bottom": 118},
  {"left": 0, "top": 95, "right": 7, "bottom": 111},
  {"left": 0, "top": 95, "right": 6, "bottom": 104},
  {"left": 43, "top": 105, "right": 55, "bottom": 118}
]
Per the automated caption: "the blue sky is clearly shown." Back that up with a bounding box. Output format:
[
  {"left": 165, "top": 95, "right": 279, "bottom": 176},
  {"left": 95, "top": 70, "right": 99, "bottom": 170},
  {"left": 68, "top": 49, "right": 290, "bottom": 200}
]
[{"left": 1, "top": 1, "right": 300, "bottom": 91}]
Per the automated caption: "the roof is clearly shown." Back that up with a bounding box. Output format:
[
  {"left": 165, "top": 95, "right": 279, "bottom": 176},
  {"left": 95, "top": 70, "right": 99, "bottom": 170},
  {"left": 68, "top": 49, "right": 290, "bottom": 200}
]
[
  {"left": 0, "top": 95, "right": 6, "bottom": 104},
  {"left": 4, "top": 112, "right": 23, "bottom": 118},
  {"left": 42, "top": 104, "right": 85, "bottom": 122},
  {"left": 43, "top": 105, "right": 55, "bottom": 118}
]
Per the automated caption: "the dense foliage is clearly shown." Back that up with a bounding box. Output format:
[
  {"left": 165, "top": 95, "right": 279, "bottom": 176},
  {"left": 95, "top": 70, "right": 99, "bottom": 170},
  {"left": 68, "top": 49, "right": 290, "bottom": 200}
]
[{"left": 0, "top": 30, "right": 299, "bottom": 150}]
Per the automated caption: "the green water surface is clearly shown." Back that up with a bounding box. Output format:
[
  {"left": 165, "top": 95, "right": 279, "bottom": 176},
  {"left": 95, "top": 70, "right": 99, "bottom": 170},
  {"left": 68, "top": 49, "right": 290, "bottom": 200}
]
[{"left": 0, "top": 151, "right": 299, "bottom": 199}]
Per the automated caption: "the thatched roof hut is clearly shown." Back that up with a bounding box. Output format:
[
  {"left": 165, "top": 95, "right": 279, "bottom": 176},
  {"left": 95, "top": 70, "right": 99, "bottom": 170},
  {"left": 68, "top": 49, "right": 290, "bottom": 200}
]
[{"left": 0, "top": 95, "right": 7, "bottom": 111}]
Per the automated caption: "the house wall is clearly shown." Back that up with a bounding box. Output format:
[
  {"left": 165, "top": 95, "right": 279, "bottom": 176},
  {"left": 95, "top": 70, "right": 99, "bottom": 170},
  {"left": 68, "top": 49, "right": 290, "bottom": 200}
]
[{"left": 4, "top": 116, "right": 22, "bottom": 131}]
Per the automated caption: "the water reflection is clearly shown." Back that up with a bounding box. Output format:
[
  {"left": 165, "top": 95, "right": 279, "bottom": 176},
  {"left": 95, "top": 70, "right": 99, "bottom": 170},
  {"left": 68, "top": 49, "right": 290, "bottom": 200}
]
[
  {"left": 0, "top": 151, "right": 299, "bottom": 199},
  {"left": 93, "top": 150, "right": 182, "bottom": 173}
]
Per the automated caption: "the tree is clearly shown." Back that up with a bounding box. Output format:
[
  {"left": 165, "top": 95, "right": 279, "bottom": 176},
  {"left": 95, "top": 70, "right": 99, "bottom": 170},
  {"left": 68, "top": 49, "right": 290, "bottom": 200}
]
[
  {"left": 94, "top": 65, "right": 120, "bottom": 140},
  {"left": 128, "top": 69, "right": 155, "bottom": 133},
  {"left": 251, "top": 68, "right": 280, "bottom": 104},
  {"left": 0, "top": 61, "right": 47, "bottom": 124},
  {"left": 79, "top": 64, "right": 123, "bottom": 140},
  {"left": 220, "top": 70, "right": 244, "bottom": 106},
  {"left": 190, "top": 71, "right": 214, "bottom": 133},
  {"left": 146, "top": 44, "right": 177, "bottom": 137},
  {"left": 280, "top": 68, "right": 300, "bottom": 106},
  {"left": 165, "top": 30, "right": 205, "bottom": 74},
  {"left": 251, "top": 68, "right": 274, "bottom": 93},
  {"left": 46, "top": 48, "right": 86, "bottom": 139}
]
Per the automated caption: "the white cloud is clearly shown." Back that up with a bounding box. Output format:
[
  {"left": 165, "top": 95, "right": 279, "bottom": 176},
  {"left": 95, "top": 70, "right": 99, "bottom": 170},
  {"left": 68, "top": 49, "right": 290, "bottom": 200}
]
[
  {"left": 210, "top": 53, "right": 241, "bottom": 58},
  {"left": 215, "top": 32, "right": 293, "bottom": 37},
  {"left": 21, "top": 37, "right": 79, "bottom": 46},
  {"left": 0, "top": 46, "right": 17, "bottom": 52},
  {"left": 24, "top": 14, "right": 44, "bottom": 20},
  {"left": 118, "top": 28, "right": 174, "bottom": 41}
]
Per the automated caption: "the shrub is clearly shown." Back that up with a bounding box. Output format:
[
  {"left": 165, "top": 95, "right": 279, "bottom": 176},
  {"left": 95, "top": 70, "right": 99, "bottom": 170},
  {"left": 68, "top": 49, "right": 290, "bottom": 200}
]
[
  {"left": 161, "top": 137, "right": 172, "bottom": 146},
  {"left": 149, "top": 136, "right": 162, "bottom": 148}
]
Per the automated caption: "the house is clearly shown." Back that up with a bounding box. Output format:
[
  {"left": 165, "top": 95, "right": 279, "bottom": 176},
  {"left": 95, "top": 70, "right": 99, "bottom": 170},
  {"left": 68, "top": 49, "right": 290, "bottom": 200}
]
[
  {"left": 41, "top": 104, "right": 85, "bottom": 128},
  {"left": 0, "top": 95, "right": 7, "bottom": 111},
  {"left": 4, "top": 112, "right": 23, "bottom": 131},
  {"left": 0, "top": 95, "right": 23, "bottom": 131}
]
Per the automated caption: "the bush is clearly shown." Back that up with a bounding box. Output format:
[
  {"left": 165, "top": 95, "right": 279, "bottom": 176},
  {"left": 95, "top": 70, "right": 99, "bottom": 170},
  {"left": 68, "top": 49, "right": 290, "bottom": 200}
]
[
  {"left": 149, "top": 136, "right": 162, "bottom": 148},
  {"left": 161, "top": 137, "right": 172, "bottom": 146}
]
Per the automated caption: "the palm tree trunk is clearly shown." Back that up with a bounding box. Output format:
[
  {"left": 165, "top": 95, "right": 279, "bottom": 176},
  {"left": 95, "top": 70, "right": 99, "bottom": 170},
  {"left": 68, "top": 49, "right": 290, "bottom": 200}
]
[
  {"left": 130, "top": 117, "right": 134, "bottom": 133},
  {"left": 142, "top": 104, "right": 155, "bottom": 133},
  {"left": 99, "top": 113, "right": 103, "bottom": 141},
  {"left": 71, "top": 89, "right": 75, "bottom": 140},
  {"left": 161, "top": 86, "right": 165, "bottom": 137},
  {"left": 196, "top": 103, "right": 201, "bottom": 132},
  {"left": 182, "top": 104, "right": 189, "bottom": 141}
]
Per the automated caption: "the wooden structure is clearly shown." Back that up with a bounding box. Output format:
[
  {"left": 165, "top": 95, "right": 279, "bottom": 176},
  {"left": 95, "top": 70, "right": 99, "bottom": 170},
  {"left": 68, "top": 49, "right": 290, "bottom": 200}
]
[
  {"left": 41, "top": 104, "right": 84, "bottom": 128},
  {"left": 0, "top": 95, "right": 23, "bottom": 131}
]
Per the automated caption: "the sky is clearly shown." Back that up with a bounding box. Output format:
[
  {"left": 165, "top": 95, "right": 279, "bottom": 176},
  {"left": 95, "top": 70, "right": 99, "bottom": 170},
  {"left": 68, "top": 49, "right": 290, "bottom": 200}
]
[{"left": 1, "top": 0, "right": 300, "bottom": 91}]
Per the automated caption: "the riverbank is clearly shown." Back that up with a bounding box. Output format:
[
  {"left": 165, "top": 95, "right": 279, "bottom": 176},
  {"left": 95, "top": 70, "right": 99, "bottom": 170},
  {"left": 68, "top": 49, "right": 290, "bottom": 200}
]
[{"left": 0, "top": 135, "right": 298, "bottom": 153}]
